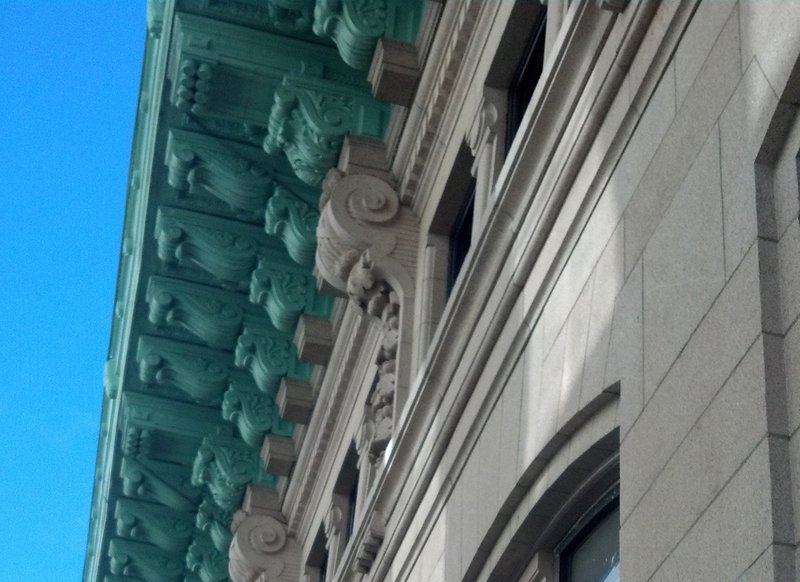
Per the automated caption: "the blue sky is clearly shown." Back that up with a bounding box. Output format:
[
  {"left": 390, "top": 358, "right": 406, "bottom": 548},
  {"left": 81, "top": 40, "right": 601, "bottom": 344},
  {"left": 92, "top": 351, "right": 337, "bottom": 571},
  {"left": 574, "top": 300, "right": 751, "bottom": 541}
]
[{"left": 0, "top": 3, "right": 144, "bottom": 579}]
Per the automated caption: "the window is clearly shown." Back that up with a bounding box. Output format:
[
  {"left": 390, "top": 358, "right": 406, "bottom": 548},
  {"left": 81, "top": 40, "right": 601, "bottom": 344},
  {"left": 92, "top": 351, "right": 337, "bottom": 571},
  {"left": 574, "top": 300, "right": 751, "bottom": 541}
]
[
  {"left": 333, "top": 443, "right": 360, "bottom": 544},
  {"left": 506, "top": 10, "right": 547, "bottom": 150},
  {"left": 447, "top": 177, "right": 476, "bottom": 295},
  {"left": 306, "top": 527, "right": 329, "bottom": 582},
  {"left": 557, "top": 491, "right": 620, "bottom": 582}
]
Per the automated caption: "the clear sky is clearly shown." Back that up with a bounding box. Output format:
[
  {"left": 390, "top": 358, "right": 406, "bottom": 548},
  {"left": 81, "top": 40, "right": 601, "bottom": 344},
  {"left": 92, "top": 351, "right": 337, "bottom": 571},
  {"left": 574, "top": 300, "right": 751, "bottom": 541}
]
[{"left": 0, "top": 2, "right": 144, "bottom": 580}]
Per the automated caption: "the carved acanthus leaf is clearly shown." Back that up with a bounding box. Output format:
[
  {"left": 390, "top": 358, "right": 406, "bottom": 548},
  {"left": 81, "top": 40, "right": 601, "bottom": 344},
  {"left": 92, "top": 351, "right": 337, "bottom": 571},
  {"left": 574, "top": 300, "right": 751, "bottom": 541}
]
[
  {"left": 186, "top": 533, "right": 230, "bottom": 582},
  {"left": 147, "top": 276, "right": 246, "bottom": 348},
  {"left": 313, "top": 0, "right": 386, "bottom": 69},
  {"left": 156, "top": 206, "right": 266, "bottom": 287},
  {"left": 114, "top": 498, "right": 195, "bottom": 552},
  {"left": 167, "top": 128, "right": 276, "bottom": 214},
  {"left": 263, "top": 75, "right": 387, "bottom": 185},
  {"left": 222, "top": 372, "right": 290, "bottom": 448},
  {"left": 137, "top": 335, "right": 232, "bottom": 403},
  {"left": 250, "top": 258, "right": 331, "bottom": 332},
  {"left": 191, "top": 435, "right": 272, "bottom": 512},
  {"left": 196, "top": 494, "right": 235, "bottom": 553},
  {"left": 120, "top": 456, "right": 200, "bottom": 512},
  {"left": 235, "top": 321, "right": 312, "bottom": 394},
  {"left": 108, "top": 538, "right": 184, "bottom": 582},
  {"left": 264, "top": 187, "right": 319, "bottom": 267}
]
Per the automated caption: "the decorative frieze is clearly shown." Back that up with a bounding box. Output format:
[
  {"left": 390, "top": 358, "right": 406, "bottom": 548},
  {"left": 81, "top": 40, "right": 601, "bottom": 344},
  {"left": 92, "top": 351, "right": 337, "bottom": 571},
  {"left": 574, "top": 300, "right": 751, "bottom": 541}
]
[
  {"left": 137, "top": 335, "right": 232, "bottom": 403},
  {"left": 147, "top": 276, "right": 246, "bottom": 348}
]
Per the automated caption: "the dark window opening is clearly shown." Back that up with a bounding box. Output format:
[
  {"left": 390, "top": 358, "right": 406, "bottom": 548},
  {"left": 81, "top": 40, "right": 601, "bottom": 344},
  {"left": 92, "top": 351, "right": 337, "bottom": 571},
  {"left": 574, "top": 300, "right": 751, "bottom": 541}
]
[
  {"left": 506, "top": 11, "right": 548, "bottom": 151},
  {"left": 345, "top": 476, "right": 358, "bottom": 541},
  {"left": 447, "top": 179, "right": 476, "bottom": 296},
  {"left": 307, "top": 527, "right": 329, "bottom": 582},
  {"left": 334, "top": 443, "right": 360, "bottom": 544},
  {"left": 558, "top": 493, "right": 620, "bottom": 582}
]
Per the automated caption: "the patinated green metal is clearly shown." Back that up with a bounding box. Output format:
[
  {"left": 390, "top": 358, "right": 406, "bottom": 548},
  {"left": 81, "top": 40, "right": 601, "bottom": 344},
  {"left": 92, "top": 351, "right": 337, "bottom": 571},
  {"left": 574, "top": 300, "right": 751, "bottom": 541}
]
[{"left": 84, "top": 0, "right": 421, "bottom": 579}]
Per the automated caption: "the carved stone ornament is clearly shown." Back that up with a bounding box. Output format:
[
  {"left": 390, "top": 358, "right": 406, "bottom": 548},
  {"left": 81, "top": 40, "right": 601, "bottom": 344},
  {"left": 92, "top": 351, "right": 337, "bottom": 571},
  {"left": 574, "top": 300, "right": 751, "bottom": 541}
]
[
  {"left": 137, "top": 335, "right": 232, "bottom": 404},
  {"left": 147, "top": 276, "right": 245, "bottom": 349},
  {"left": 316, "top": 169, "right": 416, "bottom": 305},
  {"left": 263, "top": 75, "right": 387, "bottom": 186},
  {"left": 313, "top": 0, "right": 387, "bottom": 70},
  {"left": 191, "top": 435, "right": 273, "bottom": 512},
  {"left": 187, "top": 533, "right": 230, "bottom": 582},
  {"left": 229, "top": 514, "right": 302, "bottom": 582},
  {"left": 354, "top": 510, "right": 386, "bottom": 573},
  {"left": 155, "top": 206, "right": 266, "bottom": 288},
  {"left": 166, "top": 129, "right": 277, "bottom": 215},
  {"left": 120, "top": 455, "right": 200, "bottom": 512}
]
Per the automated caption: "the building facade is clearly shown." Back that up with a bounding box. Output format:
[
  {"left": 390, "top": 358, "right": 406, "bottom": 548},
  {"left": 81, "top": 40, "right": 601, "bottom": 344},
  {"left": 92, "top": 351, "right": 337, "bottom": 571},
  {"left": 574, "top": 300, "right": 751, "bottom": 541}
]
[{"left": 85, "top": 1, "right": 800, "bottom": 580}]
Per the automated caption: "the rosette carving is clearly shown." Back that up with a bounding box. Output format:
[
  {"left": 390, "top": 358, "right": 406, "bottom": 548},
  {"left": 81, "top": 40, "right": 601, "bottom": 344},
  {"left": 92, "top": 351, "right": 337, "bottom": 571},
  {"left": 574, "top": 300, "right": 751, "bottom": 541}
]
[{"left": 229, "top": 514, "right": 302, "bottom": 582}]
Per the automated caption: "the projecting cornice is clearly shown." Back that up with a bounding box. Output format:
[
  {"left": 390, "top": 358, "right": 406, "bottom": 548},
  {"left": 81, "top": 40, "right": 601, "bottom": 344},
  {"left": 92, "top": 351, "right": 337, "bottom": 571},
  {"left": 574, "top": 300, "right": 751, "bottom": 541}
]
[{"left": 87, "top": 0, "right": 423, "bottom": 579}]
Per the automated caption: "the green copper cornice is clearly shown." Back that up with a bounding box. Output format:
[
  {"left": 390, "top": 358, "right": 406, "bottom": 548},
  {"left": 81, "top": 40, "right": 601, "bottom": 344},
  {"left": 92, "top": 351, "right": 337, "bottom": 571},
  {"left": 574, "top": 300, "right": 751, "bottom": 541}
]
[{"left": 87, "top": 0, "right": 423, "bottom": 578}]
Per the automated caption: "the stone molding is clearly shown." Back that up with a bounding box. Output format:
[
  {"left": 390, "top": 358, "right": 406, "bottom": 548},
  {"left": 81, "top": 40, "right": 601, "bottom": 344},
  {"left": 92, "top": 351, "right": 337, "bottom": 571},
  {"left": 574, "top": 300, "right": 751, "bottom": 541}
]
[
  {"left": 229, "top": 486, "right": 302, "bottom": 582},
  {"left": 354, "top": 0, "right": 661, "bottom": 579}
]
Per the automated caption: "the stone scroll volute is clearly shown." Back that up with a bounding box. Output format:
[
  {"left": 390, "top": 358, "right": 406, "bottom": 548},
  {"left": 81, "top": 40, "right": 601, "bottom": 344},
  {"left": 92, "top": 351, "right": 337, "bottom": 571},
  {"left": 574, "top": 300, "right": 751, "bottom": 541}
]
[
  {"left": 316, "top": 169, "right": 416, "bottom": 309},
  {"left": 228, "top": 513, "right": 302, "bottom": 582}
]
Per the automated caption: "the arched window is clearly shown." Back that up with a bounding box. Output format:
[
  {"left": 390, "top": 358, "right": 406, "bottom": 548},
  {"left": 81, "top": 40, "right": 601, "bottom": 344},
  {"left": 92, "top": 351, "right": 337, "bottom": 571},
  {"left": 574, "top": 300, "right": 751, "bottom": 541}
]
[{"left": 557, "top": 490, "right": 620, "bottom": 582}]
